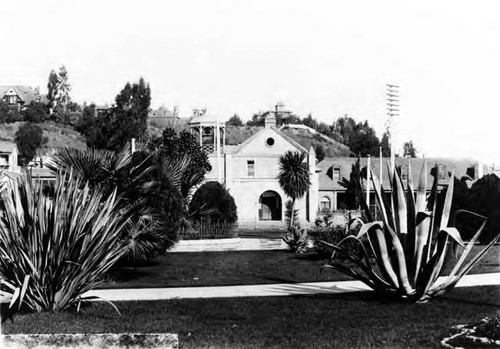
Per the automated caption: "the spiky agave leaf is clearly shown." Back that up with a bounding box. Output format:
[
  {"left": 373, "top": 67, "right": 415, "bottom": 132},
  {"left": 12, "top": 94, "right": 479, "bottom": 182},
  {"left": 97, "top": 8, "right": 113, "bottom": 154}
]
[{"left": 319, "top": 160, "right": 499, "bottom": 302}]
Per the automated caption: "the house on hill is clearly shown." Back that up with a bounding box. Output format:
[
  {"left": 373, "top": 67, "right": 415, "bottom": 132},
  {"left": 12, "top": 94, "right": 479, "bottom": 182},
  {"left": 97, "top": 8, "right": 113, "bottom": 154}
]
[
  {"left": 0, "top": 141, "right": 20, "bottom": 174},
  {"left": 0, "top": 85, "right": 47, "bottom": 111},
  {"left": 189, "top": 112, "right": 485, "bottom": 230}
]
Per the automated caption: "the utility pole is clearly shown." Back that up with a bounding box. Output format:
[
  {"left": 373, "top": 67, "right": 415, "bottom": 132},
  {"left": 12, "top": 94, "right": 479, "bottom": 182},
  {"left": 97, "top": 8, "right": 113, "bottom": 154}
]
[{"left": 386, "top": 84, "right": 400, "bottom": 173}]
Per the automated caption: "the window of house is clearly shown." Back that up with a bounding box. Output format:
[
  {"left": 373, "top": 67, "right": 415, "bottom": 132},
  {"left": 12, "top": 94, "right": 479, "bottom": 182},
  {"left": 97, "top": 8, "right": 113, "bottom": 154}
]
[
  {"left": 7, "top": 95, "right": 16, "bottom": 104},
  {"left": 333, "top": 168, "right": 341, "bottom": 182},
  {"left": 247, "top": 160, "right": 255, "bottom": 177},
  {"left": 266, "top": 137, "right": 275, "bottom": 147},
  {"left": 320, "top": 197, "right": 331, "bottom": 210}
]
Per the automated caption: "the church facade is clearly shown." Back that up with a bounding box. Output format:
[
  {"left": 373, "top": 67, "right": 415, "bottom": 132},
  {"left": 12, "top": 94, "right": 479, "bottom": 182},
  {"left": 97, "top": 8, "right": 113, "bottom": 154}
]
[{"left": 189, "top": 112, "right": 485, "bottom": 230}]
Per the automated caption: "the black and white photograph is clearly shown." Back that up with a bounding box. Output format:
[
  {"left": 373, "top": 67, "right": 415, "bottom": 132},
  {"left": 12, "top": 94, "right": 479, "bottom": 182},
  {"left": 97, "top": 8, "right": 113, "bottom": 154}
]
[{"left": 0, "top": 1, "right": 499, "bottom": 348}]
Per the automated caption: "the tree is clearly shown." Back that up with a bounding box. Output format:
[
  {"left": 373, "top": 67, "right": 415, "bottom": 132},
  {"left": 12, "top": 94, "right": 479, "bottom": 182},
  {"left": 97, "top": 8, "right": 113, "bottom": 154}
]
[
  {"left": 347, "top": 121, "right": 381, "bottom": 156},
  {"left": 14, "top": 123, "right": 47, "bottom": 165},
  {"left": 403, "top": 140, "right": 417, "bottom": 158},
  {"left": 315, "top": 144, "right": 326, "bottom": 163},
  {"left": 23, "top": 101, "right": 49, "bottom": 123},
  {"left": 148, "top": 128, "right": 210, "bottom": 197},
  {"left": 48, "top": 146, "right": 184, "bottom": 262},
  {"left": 381, "top": 132, "right": 391, "bottom": 157},
  {"left": 107, "top": 78, "right": 151, "bottom": 150},
  {"left": 302, "top": 113, "right": 318, "bottom": 129},
  {"left": 47, "top": 65, "right": 71, "bottom": 116},
  {"left": 78, "top": 78, "right": 151, "bottom": 150},
  {"left": 466, "top": 174, "right": 500, "bottom": 243},
  {"left": 189, "top": 181, "right": 237, "bottom": 223},
  {"left": 227, "top": 114, "right": 244, "bottom": 127},
  {"left": 277, "top": 151, "right": 311, "bottom": 228}
]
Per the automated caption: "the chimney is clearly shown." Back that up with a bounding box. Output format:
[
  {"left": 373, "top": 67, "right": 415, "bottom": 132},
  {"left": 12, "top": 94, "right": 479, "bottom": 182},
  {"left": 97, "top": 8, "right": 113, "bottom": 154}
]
[{"left": 264, "top": 113, "right": 276, "bottom": 128}]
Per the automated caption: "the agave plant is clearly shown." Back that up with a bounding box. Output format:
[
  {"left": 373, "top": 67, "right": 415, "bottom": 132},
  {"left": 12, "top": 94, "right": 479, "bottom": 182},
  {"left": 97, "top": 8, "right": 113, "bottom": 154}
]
[
  {"left": 320, "top": 160, "right": 500, "bottom": 302},
  {"left": 0, "top": 171, "right": 130, "bottom": 312}
]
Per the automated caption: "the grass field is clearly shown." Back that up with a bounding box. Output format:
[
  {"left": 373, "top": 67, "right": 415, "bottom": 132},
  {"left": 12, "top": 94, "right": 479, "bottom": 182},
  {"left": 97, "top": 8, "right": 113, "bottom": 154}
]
[
  {"left": 4, "top": 286, "right": 499, "bottom": 348},
  {"left": 103, "top": 245, "right": 500, "bottom": 289}
]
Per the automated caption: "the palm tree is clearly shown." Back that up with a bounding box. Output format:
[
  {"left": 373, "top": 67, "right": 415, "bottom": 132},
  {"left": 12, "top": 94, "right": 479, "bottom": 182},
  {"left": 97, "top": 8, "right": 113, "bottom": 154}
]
[
  {"left": 48, "top": 146, "right": 184, "bottom": 262},
  {"left": 277, "top": 150, "right": 311, "bottom": 228}
]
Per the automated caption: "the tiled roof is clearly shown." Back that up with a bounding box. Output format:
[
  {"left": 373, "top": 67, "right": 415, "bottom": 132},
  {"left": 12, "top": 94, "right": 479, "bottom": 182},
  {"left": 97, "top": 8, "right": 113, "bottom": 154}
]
[
  {"left": 318, "top": 157, "right": 482, "bottom": 191},
  {"left": 0, "top": 85, "right": 47, "bottom": 105}
]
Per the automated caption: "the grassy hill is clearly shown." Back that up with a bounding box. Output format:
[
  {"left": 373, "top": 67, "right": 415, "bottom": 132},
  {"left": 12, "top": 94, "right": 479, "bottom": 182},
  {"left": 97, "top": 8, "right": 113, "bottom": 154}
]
[
  {"left": 0, "top": 122, "right": 86, "bottom": 155},
  {"left": 225, "top": 125, "right": 352, "bottom": 157}
]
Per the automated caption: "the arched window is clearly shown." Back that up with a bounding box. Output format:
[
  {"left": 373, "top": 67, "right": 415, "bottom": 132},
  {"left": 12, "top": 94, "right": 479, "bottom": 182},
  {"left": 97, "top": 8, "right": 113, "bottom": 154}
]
[
  {"left": 438, "top": 164, "right": 446, "bottom": 181},
  {"left": 320, "top": 197, "right": 331, "bottom": 210},
  {"left": 259, "top": 191, "right": 282, "bottom": 221}
]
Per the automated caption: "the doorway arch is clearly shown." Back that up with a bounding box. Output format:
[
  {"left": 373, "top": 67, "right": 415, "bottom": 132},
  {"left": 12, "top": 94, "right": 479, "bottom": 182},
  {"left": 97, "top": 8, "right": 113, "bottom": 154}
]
[{"left": 259, "top": 191, "right": 282, "bottom": 221}]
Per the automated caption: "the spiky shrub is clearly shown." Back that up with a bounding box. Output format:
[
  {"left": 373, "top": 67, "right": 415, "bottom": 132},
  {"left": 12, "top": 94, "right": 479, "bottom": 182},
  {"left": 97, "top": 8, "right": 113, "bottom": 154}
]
[
  {"left": 320, "top": 161, "right": 500, "bottom": 302},
  {"left": 0, "top": 172, "right": 130, "bottom": 312}
]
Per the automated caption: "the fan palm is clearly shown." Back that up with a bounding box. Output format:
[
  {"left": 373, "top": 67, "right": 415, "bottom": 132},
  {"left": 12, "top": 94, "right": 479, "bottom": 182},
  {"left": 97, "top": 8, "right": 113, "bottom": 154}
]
[
  {"left": 48, "top": 146, "right": 182, "bottom": 262},
  {"left": 277, "top": 150, "right": 311, "bottom": 228}
]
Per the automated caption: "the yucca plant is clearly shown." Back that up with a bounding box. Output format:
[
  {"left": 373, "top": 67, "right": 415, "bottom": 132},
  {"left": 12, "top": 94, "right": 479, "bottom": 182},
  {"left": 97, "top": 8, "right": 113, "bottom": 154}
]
[
  {"left": 0, "top": 171, "right": 130, "bottom": 312},
  {"left": 320, "top": 160, "right": 500, "bottom": 302}
]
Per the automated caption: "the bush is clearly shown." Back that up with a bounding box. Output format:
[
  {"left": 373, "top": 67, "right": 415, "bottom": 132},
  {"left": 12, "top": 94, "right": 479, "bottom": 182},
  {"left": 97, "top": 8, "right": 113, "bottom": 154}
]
[
  {"left": 0, "top": 172, "right": 129, "bottom": 313},
  {"left": 14, "top": 122, "right": 47, "bottom": 165},
  {"left": 189, "top": 181, "right": 237, "bottom": 224},
  {"left": 308, "top": 225, "right": 347, "bottom": 259}
]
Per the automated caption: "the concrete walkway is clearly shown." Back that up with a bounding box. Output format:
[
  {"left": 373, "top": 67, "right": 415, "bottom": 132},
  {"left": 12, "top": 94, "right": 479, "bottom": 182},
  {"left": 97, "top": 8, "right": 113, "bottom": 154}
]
[{"left": 84, "top": 272, "right": 500, "bottom": 301}]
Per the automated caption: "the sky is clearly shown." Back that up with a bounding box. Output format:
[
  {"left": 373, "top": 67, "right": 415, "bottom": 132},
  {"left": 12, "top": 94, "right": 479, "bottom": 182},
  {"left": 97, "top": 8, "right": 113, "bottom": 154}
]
[{"left": 1, "top": 0, "right": 500, "bottom": 164}]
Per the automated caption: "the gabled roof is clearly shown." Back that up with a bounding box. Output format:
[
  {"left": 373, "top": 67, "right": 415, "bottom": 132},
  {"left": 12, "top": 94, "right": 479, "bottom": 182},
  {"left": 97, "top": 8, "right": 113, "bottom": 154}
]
[
  {"left": 0, "top": 85, "right": 47, "bottom": 105},
  {"left": 318, "top": 157, "right": 482, "bottom": 191},
  {"left": 233, "top": 126, "right": 308, "bottom": 155}
]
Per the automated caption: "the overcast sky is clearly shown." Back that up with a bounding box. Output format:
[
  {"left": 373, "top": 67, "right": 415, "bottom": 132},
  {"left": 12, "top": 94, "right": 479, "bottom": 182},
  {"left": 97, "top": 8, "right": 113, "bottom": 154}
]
[{"left": 1, "top": 0, "right": 500, "bottom": 164}]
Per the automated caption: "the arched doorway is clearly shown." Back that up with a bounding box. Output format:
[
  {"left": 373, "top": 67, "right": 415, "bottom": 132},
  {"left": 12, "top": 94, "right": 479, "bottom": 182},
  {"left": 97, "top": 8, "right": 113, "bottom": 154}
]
[{"left": 259, "top": 191, "right": 282, "bottom": 221}]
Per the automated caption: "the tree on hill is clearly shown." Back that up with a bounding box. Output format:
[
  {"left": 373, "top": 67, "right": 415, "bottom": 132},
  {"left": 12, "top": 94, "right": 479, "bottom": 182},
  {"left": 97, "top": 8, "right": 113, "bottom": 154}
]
[
  {"left": 23, "top": 101, "right": 49, "bottom": 123},
  {"left": 315, "top": 144, "right": 326, "bottom": 163},
  {"left": 47, "top": 65, "right": 72, "bottom": 119},
  {"left": 381, "top": 131, "right": 391, "bottom": 157},
  {"left": 227, "top": 114, "right": 243, "bottom": 127},
  {"left": 15, "top": 123, "right": 47, "bottom": 165},
  {"left": 403, "top": 140, "right": 417, "bottom": 158},
  {"left": 77, "top": 78, "right": 151, "bottom": 151}
]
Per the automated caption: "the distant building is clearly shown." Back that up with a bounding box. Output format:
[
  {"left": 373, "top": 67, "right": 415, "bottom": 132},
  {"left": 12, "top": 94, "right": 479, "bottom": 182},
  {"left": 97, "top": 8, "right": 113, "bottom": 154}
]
[
  {"left": 0, "top": 141, "right": 20, "bottom": 174},
  {"left": 0, "top": 85, "right": 47, "bottom": 110}
]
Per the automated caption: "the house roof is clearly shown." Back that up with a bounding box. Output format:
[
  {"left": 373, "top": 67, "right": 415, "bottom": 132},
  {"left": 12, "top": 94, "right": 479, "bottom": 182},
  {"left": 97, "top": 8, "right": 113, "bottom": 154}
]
[
  {"left": 232, "top": 126, "right": 308, "bottom": 155},
  {"left": 0, "top": 141, "right": 17, "bottom": 153},
  {"left": 318, "top": 157, "right": 483, "bottom": 191},
  {"left": 189, "top": 112, "right": 225, "bottom": 125},
  {"left": 0, "top": 85, "right": 47, "bottom": 105}
]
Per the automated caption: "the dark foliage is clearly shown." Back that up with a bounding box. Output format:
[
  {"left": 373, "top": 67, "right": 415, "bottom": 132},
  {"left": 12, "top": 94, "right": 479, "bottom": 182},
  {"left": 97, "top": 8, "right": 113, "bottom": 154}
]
[
  {"left": 315, "top": 144, "right": 326, "bottom": 163},
  {"left": 77, "top": 78, "right": 151, "bottom": 151},
  {"left": 14, "top": 123, "right": 47, "bottom": 165},
  {"left": 148, "top": 128, "right": 210, "bottom": 197},
  {"left": 23, "top": 101, "right": 49, "bottom": 123},
  {"left": 465, "top": 174, "right": 500, "bottom": 243},
  {"left": 189, "top": 181, "right": 237, "bottom": 224},
  {"left": 227, "top": 114, "right": 244, "bottom": 127}
]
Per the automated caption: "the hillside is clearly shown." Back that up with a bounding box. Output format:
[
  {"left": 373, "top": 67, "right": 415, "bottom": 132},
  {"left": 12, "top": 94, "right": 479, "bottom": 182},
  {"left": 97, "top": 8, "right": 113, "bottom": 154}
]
[
  {"left": 0, "top": 122, "right": 87, "bottom": 155},
  {"left": 225, "top": 124, "right": 352, "bottom": 157}
]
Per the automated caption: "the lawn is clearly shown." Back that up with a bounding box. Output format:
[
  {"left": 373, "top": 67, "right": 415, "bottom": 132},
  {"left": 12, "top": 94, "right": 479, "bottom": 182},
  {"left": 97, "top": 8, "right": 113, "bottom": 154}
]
[
  {"left": 4, "top": 286, "right": 499, "bottom": 348},
  {"left": 103, "top": 245, "right": 500, "bottom": 289}
]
